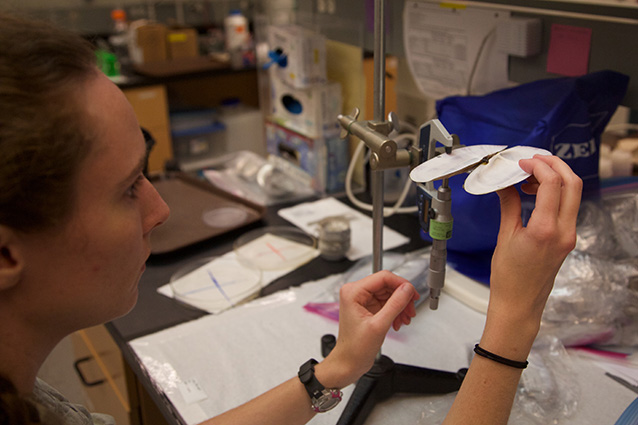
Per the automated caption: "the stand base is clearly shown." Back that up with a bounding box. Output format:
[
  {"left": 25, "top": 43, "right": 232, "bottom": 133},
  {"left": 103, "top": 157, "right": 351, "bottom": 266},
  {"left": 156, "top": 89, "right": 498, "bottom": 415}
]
[{"left": 337, "top": 355, "right": 467, "bottom": 425}]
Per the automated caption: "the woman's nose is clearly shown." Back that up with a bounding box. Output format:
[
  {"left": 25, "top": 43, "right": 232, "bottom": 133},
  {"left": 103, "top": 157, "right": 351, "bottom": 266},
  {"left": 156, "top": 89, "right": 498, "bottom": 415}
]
[{"left": 143, "top": 179, "right": 170, "bottom": 235}]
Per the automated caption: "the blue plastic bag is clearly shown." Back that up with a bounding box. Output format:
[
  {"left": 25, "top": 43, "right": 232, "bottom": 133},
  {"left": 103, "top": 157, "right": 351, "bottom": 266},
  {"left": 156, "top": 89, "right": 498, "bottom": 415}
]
[
  {"left": 615, "top": 398, "right": 638, "bottom": 425},
  {"left": 428, "top": 70, "right": 629, "bottom": 283}
]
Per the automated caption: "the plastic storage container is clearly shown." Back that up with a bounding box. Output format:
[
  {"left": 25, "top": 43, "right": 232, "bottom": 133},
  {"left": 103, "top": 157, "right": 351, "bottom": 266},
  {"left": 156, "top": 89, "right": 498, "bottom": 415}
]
[
  {"left": 219, "top": 99, "right": 266, "bottom": 156},
  {"left": 170, "top": 110, "right": 226, "bottom": 166}
]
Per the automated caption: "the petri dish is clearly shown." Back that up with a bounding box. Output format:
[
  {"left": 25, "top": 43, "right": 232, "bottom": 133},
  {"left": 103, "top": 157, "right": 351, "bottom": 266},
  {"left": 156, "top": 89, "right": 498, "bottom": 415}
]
[
  {"left": 201, "top": 206, "right": 250, "bottom": 228},
  {"left": 170, "top": 257, "right": 261, "bottom": 313},
  {"left": 233, "top": 226, "right": 317, "bottom": 271}
]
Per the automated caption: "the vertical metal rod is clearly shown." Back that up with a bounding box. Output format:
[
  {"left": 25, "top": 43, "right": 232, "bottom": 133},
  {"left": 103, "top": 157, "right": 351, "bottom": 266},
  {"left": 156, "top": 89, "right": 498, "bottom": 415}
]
[
  {"left": 373, "top": 0, "right": 385, "bottom": 122},
  {"left": 372, "top": 0, "right": 386, "bottom": 274}
]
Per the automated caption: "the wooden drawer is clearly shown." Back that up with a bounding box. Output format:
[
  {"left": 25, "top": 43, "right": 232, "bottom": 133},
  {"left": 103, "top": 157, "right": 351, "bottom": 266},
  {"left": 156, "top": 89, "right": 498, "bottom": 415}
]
[{"left": 123, "top": 85, "right": 173, "bottom": 174}]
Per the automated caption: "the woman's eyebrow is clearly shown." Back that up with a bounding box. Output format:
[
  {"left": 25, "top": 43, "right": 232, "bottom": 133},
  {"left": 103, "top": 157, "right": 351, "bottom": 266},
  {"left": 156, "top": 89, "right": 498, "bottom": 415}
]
[{"left": 120, "top": 154, "right": 147, "bottom": 188}]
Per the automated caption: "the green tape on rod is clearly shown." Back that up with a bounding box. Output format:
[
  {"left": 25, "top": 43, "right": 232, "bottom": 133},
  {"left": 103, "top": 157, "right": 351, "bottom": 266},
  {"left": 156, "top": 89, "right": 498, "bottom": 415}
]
[{"left": 429, "top": 220, "right": 453, "bottom": 240}]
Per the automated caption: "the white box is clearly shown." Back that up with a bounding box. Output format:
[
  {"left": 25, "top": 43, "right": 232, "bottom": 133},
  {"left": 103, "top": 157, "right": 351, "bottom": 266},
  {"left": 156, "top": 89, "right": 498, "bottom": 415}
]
[
  {"left": 265, "top": 120, "right": 349, "bottom": 194},
  {"left": 267, "top": 25, "right": 326, "bottom": 88},
  {"left": 269, "top": 77, "right": 341, "bottom": 139},
  {"left": 496, "top": 17, "right": 542, "bottom": 58},
  {"left": 219, "top": 104, "right": 266, "bottom": 156}
]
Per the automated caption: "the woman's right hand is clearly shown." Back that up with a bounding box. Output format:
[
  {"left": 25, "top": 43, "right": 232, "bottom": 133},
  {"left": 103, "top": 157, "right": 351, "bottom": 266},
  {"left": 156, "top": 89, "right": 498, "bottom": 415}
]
[
  {"left": 486, "top": 154, "right": 582, "bottom": 347},
  {"left": 443, "top": 155, "right": 582, "bottom": 425}
]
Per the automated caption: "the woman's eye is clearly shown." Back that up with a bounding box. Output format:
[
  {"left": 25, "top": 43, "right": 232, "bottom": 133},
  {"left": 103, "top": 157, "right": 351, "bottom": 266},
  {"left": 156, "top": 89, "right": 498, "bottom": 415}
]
[{"left": 126, "top": 175, "right": 144, "bottom": 198}]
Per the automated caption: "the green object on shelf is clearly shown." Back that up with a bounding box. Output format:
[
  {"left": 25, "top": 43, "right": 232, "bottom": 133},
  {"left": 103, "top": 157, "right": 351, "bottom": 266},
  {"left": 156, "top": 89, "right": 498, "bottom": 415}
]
[{"left": 96, "top": 49, "right": 120, "bottom": 77}]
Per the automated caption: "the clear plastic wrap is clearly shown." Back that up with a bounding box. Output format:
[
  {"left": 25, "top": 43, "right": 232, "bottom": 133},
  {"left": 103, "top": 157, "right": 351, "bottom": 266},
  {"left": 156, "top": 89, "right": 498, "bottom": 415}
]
[
  {"left": 413, "top": 393, "right": 456, "bottom": 425},
  {"left": 576, "top": 190, "right": 638, "bottom": 261},
  {"left": 606, "top": 260, "right": 638, "bottom": 347},
  {"left": 299, "top": 251, "right": 432, "bottom": 324},
  {"left": 201, "top": 150, "right": 315, "bottom": 206},
  {"left": 542, "top": 251, "right": 627, "bottom": 346},
  {"left": 413, "top": 336, "right": 579, "bottom": 425},
  {"left": 604, "top": 191, "right": 638, "bottom": 258},
  {"left": 509, "top": 336, "right": 580, "bottom": 425},
  {"left": 542, "top": 190, "right": 638, "bottom": 347},
  {"left": 574, "top": 200, "right": 625, "bottom": 258}
]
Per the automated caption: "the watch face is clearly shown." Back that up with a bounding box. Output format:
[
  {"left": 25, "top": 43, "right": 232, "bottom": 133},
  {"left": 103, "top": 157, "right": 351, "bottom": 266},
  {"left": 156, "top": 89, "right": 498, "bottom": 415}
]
[{"left": 313, "top": 389, "right": 343, "bottom": 412}]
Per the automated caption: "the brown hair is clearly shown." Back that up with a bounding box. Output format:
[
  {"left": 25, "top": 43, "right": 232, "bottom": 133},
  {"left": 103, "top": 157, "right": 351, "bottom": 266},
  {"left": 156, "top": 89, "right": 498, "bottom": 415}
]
[{"left": 0, "top": 13, "right": 98, "bottom": 232}]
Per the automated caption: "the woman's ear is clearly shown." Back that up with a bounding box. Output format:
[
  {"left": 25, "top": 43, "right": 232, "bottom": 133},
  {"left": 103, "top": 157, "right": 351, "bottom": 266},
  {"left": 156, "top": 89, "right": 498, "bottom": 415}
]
[{"left": 0, "top": 226, "right": 24, "bottom": 291}]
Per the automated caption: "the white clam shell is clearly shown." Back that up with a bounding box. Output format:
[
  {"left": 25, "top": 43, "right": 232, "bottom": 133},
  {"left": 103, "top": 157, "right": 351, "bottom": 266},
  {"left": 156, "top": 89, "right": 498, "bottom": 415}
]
[
  {"left": 464, "top": 146, "right": 552, "bottom": 195},
  {"left": 409, "top": 145, "right": 506, "bottom": 183}
]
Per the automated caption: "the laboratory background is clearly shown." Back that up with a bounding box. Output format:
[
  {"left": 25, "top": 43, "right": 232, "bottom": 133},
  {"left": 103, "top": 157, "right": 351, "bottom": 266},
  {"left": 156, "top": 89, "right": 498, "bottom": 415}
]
[{"left": 2, "top": 0, "right": 638, "bottom": 424}]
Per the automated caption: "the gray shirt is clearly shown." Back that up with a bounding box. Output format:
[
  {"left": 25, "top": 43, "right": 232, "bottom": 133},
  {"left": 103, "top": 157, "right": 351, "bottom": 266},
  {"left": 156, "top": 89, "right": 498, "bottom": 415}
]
[{"left": 31, "top": 378, "right": 116, "bottom": 425}]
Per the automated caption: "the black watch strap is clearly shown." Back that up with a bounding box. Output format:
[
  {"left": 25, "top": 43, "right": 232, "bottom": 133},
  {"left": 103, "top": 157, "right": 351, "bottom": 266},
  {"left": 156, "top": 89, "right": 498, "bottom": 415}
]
[
  {"left": 298, "top": 359, "right": 323, "bottom": 398},
  {"left": 297, "top": 358, "right": 342, "bottom": 413}
]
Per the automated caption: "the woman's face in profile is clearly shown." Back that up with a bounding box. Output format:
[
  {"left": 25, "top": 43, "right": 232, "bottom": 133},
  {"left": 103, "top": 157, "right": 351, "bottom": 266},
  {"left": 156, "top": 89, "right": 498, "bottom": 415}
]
[{"left": 19, "top": 71, "right": 169, "bottom": 332}]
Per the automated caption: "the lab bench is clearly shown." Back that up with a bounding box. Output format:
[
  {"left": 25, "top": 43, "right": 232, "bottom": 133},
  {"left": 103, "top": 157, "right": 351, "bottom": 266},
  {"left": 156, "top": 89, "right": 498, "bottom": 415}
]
[
  {"left": 104, "top": 196, "right": 426, "bottom": 425},
  {"left": 102, "top": 194, "right": 636, "bottom": 425}
]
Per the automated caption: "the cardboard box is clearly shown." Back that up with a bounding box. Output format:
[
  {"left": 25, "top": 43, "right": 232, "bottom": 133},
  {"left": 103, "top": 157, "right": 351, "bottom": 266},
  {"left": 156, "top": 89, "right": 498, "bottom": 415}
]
[
  {"left": 269, "top": 78, "right": 342, "bottom": 139},
  {"left": 265, "top": 120, "right": 348, "bottom": 194},
  {"left": 123, "top": 85, "right": 172, "bottom": 174},
  {"left": 167, "top": 28, "right": 199, "bottom": 60},
  {"left": 267, "top": 25, "right": 326, "bottom": 89},
  {"left": 128, "top": 21, "right": 168, "bottom": 64}
]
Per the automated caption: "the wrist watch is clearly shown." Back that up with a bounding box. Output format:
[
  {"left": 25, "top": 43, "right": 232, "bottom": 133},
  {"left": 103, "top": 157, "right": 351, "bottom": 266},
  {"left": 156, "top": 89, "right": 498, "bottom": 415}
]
[{"left": 297, "top": 359, "right": 343, "bottom": 412}]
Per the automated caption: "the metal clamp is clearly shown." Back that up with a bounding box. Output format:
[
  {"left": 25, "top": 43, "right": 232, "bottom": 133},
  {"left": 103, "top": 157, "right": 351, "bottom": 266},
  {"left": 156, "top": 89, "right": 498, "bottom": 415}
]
[{"left": 338, "top": 108, "right": 420, "bottom": 171}]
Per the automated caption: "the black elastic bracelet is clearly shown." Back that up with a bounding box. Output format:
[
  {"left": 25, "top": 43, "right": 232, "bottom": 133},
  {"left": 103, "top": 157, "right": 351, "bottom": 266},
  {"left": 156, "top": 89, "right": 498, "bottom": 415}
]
[{"left": 473, "top": 344, "right": 529, "bottom": 369}]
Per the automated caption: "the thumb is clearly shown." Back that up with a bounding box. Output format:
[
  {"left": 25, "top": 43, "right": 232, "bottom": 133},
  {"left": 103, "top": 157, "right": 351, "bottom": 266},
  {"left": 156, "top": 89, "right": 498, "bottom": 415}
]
[
  {"left": 497, "top": 186, "right": 522, "bottom": 233},
  {"left": 372, "top": 282, "right": 415, "bottom": 328}
]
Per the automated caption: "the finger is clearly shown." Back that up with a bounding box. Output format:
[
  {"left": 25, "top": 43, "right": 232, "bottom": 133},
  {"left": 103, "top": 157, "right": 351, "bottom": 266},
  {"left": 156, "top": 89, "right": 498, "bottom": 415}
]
[
  {"left": 525, "top": 175, "right": 539, "bottom": 185},
  {"left": 496, "top": 185, "right": 522, "bottom": 232},
  {"left": 533, "top": 155, "right": 583, "bottom": 224},
  {"left": 520, "top": 175, "right": 539, "bottom": 195},
  {"left": 520, "top": 182, "right": 538, "bottom": 195},
  {"left": 373, "top": 282, "right": 418, "bottom": 330},
  {"left": 393, "top": 308, "right": 414, "bottom": 331},
  {"left": 393, "top": 313, "right": 412, "bottom": 332},
  {"left": 393, "top": 316, "right": 402, "bottom": 332},
  {"left": 393, "top": 290, "right": 420, "bottom": 331},
  {"left": 394, "top": 308, "right": 413, "bottom": 331},
  {"left": 518, "top": 157, "right": 562, "bottom": 223},
  {"left": 393, "top": 317, "right": 402, "bottom": 332},
  {"left": 355, "top": 270, "right": 409, "bottom": 294}
]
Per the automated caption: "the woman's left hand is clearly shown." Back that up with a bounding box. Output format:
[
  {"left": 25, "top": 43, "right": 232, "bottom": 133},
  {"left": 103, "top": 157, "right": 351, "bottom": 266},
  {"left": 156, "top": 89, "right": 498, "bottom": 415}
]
[{"left": 317, "top": 270, "right": 420, "bottom": 388}]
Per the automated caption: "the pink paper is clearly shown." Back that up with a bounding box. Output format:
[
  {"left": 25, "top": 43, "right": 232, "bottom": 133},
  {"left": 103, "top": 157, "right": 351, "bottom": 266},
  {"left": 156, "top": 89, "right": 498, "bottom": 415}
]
[{"left": 547, "top": 24, "right": 592, "bottom": 77}]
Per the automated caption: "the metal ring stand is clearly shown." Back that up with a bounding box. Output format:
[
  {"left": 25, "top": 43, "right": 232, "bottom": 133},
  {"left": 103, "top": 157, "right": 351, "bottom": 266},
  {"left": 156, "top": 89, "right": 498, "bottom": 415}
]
[{"left": 330, "top": 1, "right": 468, "bottom": 423}]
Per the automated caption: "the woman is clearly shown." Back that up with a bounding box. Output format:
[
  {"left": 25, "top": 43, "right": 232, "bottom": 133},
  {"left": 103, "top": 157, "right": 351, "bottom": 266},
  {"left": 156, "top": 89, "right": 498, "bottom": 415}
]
[{"left": 0, "top": 12, "right": 582, "bottom": 425}]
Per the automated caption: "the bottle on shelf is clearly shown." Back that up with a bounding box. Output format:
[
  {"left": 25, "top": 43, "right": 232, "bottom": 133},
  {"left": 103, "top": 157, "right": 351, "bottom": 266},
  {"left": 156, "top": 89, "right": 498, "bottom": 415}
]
[
  {"left": 224, "top": 9, "right": 254, "bottom": 69},
  {"left": 109, "top": 8, "right": 131, "bottom": 73}
]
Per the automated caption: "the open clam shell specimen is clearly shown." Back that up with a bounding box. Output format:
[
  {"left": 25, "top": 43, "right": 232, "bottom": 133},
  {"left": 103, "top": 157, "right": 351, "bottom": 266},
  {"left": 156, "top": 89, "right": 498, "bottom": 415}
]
[
  {"left": 464, "top": 146, "right": 551, "bottom": 195},
  {"left": 409, "top": 144, "right": 552, "bottom": 195},
  {"left": 409, "top": 145, "right": 506, "bottom": 183}
]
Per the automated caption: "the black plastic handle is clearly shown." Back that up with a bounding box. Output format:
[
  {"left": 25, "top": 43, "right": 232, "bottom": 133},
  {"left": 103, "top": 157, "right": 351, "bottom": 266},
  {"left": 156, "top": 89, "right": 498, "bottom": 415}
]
[{"left": 73, "top": 356, "right": 105, "bottom": 387}]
